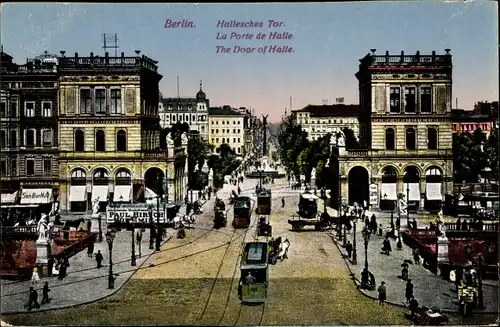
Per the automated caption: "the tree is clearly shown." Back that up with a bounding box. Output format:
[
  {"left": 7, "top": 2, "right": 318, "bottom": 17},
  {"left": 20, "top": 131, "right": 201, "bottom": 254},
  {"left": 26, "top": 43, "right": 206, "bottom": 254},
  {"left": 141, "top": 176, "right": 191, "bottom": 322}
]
[
  {"left": 187, "top": 134, "right": 213, "bottom": 189},
  {"left": 453, "top": 129, "right": 489, "bottom": 183},
  {"left": 486, "top": 127, "right": 499, "bottom": 181},
  {"left": 207, "top": 144, "right": 241, "bottom": 189},
  {"left": 341, "top": 128, "right": 361, "bottom": 149}
]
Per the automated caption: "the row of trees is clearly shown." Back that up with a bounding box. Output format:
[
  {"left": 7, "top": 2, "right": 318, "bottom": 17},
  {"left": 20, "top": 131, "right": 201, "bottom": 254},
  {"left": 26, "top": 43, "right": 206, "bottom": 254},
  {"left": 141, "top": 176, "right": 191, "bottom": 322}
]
[
  {"left": 453, "top": 128, "right": 498, "bottom": 183},
  {"left": 166, "top": 122, "right": 241, "bottom": 190}
]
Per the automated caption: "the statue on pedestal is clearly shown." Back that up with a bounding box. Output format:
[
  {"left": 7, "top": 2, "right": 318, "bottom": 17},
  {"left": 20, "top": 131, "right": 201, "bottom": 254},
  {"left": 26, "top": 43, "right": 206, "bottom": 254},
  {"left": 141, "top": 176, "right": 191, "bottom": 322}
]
[
  {"left": 181, "top": 132, "right": 189, "bottom": 145},
  {"left": 166, "top": 133, "right": 174, "bottom": 148},
  {"left": 310, "top": 168, "right": 316, "bottom": 182},
  {"left": 194, "top": 163, "right": 199, "bottom": 172},
  {"left": 336, "top": 131, "right": 345, "bottom": 147},
  {"left": 37, "top": 215, "right": 49, "bottom": 242},
  {"left": 92, "top": 197, "right": 100, "bottom": 215}
]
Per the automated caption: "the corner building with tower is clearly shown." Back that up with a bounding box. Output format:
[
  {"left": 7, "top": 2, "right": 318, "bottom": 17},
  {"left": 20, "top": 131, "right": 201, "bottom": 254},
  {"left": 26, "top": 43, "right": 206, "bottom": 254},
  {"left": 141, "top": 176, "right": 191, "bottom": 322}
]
[{"left": 332, "top": 50, "right": 453, "bottom": 212}]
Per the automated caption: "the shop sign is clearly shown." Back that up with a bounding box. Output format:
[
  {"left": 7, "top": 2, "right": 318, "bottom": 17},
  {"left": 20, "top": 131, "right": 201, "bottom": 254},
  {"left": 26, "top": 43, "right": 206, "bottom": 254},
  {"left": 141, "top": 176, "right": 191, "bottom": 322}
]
[
  {"left": 369, "top": 184, "right": 378, "bottom": 205},
  {"left": 106, "top": 207, "right": 166, "bottom": 224},
  {"left": 21, "top": 190, "right": 52, "bottom": 204}
]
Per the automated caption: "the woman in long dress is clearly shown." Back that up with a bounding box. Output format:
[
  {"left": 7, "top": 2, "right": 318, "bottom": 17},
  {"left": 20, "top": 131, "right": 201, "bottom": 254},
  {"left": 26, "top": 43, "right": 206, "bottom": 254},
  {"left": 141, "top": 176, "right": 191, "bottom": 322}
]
[{"left": 31, "top": 267, "right": 40, "bottom": 285}]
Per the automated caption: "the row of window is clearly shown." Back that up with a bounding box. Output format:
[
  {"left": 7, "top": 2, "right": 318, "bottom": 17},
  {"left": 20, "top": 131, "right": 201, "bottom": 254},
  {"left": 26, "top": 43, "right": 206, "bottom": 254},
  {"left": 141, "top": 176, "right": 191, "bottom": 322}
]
[
  {"left": 298, "top": 117, "right": 351, "bottom": 125},
  {"left": 385, "top": 127, "right": 438, "bottom": 150},
  {"left": 5, "top": 82, "right": 57, "bottom": 89},
  {"left": 211, "top": 120, "right": 241, "bottom": 125},
  {"left": 389, "top": 86, "right": 432, "bottom": 113},
  {"left": 164, "top": 103, "right": 207, "bottom": 111},
  {"left": 0, "top": 157, "right": 52, "bottom": 177},
  {"left": 164, "top": 113, "right": 207, "bottom": 122},
  {"left": 80, "top": 88, "right": 122, "bottom": 114},
  {"left": 454, "top": 123, "right": 491, "bottom": 132},
  {"left": 311, "top": 126, "right": 356, "bottom": 133},
  {"left": 0, "top": 101, "right": 53, "bottom": 118},
  {"left": 0, "top": 128, "right": 53, "bottom": 148},
  {"left": 211, "top": 137, "right": 242, "bottom": 144},
  {"left": 211, "top": 128, "right": 242, "bottom": 134},
  {"left": 214, "top": 146, "right": 241, "bottom": 154},
  {"left": 74, "top": 130, "right": 127, "bottom": 152}
]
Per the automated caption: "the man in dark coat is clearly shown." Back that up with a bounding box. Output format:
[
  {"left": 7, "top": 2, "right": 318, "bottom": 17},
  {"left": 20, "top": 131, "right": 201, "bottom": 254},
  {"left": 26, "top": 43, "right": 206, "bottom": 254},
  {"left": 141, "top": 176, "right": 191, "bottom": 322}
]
[
  {"left": 370, "top": 215, "right": 377, "bottom": 234},
  {"left": 281, "top": 197, "right": 285, "bottom": 208},
  {"left": 95, "top": 250, "right": 103, "bottom": 269},
  {"left": 345, "top": 241, "right": 353, "bottom": 259},
  {"left": 28, "top": 286, "right": 40, "bottom": 311},
  {"left": 361, "top": 267, "right": 370, "bottom": 289},
  {"left": 87, "top": 241, "right": 94, "bottom": 258},
  {"left": 405, "top": 279, "right": 414, "bottom": 303},
  {"left": 41, "top": 281, "right": 51, "bottom": 304}
]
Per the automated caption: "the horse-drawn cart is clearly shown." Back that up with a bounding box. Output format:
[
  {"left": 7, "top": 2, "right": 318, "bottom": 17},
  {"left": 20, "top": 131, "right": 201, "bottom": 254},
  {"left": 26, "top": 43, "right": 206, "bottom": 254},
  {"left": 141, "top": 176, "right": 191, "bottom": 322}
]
[
  {"left": 288, "top": 213, "right": 333, "bottom": 232},
  {"left": 404, "top": 306, "right": 449, "bottom": 325}
]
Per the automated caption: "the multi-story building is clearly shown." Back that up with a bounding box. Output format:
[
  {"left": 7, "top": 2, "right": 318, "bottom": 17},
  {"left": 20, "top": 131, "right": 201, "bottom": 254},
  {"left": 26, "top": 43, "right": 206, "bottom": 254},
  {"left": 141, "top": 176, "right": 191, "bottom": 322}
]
[
  {"left": 57, "top": 51, "right": 187, "bottom": 213},
  {"left": 0, "top": 51, "right": 59, "bottom": 212},
  {"left": 291, "top": 104, "right": 360, "bottom": 141},
  {"left": 208, "top": 106, "right": 246, "bottom": 156},
  {"left": 452, "top": 109, "right": 495, "bottom": 137},
  {"left": 332, "top": 50, "right": 454, "bottom": 212},
  {"left": 159, "top": 82, "right": 209, "bottom": 139}
]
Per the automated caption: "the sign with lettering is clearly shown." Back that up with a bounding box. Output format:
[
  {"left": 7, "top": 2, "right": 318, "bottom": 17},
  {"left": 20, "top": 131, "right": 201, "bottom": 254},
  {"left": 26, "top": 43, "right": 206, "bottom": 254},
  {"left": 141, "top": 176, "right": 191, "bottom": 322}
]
[
  {"left": 21, "top": 189, "right": 52, "bottom": 204},
  {"left": 369, "top": 184, "right": 378, "bottom": 205},
  {"left": 106, "top": 206, "right": 167, "bottom": 224}
]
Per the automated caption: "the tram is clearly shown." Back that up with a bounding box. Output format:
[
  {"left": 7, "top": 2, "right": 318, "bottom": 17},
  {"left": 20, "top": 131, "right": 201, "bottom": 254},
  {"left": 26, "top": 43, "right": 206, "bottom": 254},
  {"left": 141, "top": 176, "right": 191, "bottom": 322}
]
[
  {"left": 256, "top": 188, "right": 272, "bottom": 215},
  {"left": 233, "top": 196, "right": 252, "bottom": 228},
  {"left": 298, "top": 191, "right": 318, "bottom": 218},
  {"left": 238, "top": 242, "right": 269, "bottom": 304}
]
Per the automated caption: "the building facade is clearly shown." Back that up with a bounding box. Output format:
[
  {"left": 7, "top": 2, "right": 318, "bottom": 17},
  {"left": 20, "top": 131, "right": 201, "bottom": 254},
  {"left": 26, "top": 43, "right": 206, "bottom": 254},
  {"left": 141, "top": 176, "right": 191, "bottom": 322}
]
[
  {"left": 208, "top": 106, "right": 246, "bottom": 156},
  {"left": 159, "top": 82, "right": 209, "bottom": 139},
  {"left": 57, "top": 51, "right": 186, "bottom": 213},
  {"left": 332, "top": 50, "right": 454, "bottom": 212},
  {"left": 452, "top": 109, "right": 495, "bottom": 137},
  {"left": 291, "top": 104, "right": 360, "bottom": 141},
  {"left": 0, "top": 51, "right": 59, "bottom": 210}
]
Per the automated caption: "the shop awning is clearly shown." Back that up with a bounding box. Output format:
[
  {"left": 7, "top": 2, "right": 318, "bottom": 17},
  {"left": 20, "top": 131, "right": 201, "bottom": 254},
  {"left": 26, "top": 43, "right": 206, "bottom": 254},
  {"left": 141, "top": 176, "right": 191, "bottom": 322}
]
[
  {"left": 426, "top": 183, "right": 442, "bottom": 201},
  {"left": 406, "top": 183, "right": 420, "bottom": 201},
  {"left": 69, "top": 185, "right": 87, "bottom": 202},
  {"left": 20, "top": 188, "right": 52, "bottom": 204},
  {"left": 91, "top": 185, "right": 109, "bottom": 202},
  {"left": 380, "top": 183, "right": 397, "bottom": 201},
  {"left": 114, "top": 185, "right": 132, "bottom": 202},
  {"left": 1, "top": 191, "right": 18, "bottom": 204}
]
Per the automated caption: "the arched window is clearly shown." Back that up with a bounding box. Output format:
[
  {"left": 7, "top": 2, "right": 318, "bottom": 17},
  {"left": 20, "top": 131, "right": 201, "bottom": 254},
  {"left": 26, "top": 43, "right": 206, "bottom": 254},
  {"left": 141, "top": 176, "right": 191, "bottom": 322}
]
[
  {"left": 405, "top": 128, "right": 416, "bottom": 150},
  {"left": 116, "top": 130, "right": 127, "bottom": 152},
  {"left": 385, "top": 128, "right": 395, "bottom": 150},
  {"left": 95, "top": 130, "right": 105, "bottom": 152},
  {"left": 115, "top": 169, "right": 132, "bottom": 185},
  {"left": 75, "top": 130, "right": 85, "bottom": 152},
  {"left": 10, "top": 130, "right": 17, "bottom": 147},
  {"left": 427, "top": 128, "right": 437, "bottom": 150},
  {"left": 70, "top": 168, "right": 87, "bottom": 185}
]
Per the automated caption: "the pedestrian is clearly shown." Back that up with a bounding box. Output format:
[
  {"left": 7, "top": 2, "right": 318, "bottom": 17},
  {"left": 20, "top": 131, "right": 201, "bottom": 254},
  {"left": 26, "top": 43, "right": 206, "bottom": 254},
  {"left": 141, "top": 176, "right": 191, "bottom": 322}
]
[
  {"left": 382, "top": 237, "right": 392, "bottom": 256},
  {"left": 238, "top": 186, "right": 241, "bottom": 195},
  {"left": 41, "top": 281, "right": 51, "bottom": 304},
  {"left": 409, "top": 297, "right": 419, "bottom": 317},
  {"left": 405, "top": 279, "right": 414, "bottom": 303},
  {"left": 370, "top": 215, "right": 377, "bottom": 234},
  {"left": 27, "top": 286, "right": 40, "bottom": 311},
  {"left": 361, "top": 267, "right": 369, "bottom": 289},
  {"left": 396, "top": 217, "right": 400, "bottom": 230},
  {"left": 378, "top": 224, "right": 383, "bottom": 236},
  {"left": 412, "top": 248, "right": 420, "bottom": 264},
  {"left": 47, "top": 257, "right": 54, "bottom": 277},
  {"left": 136, "top": 229, "right": 143, "bottom": 245},
  {"left": 87, "top": 240, "right": 94, "bottom": 258},
  {"left": 377, "top": 281, "right": 387, "bottom": 305},
  {"left": 95, "top": 250, "right": 103, "bottom": 269},
  {"left": 281, "top": 197, "right": 285, "bottom": 208},
  {"left": 58, "top": 260, "right": 67, "bottom": 280},
  {"left": 401, "top": 262, "right": 409, "bottom": 280},
  {"left": 31, "top": 266, "right": 40, "bottom": 285},
  {"left": 345, "top": 241, "right": 353, "bottom": 259},
  {"left": 412, "top": 218, "right": 417, "bottom": 230}
]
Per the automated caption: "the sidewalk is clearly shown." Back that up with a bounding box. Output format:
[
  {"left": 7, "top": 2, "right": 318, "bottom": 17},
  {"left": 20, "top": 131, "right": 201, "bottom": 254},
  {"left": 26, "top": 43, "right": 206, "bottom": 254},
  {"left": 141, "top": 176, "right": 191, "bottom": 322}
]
[
  {"left": 1, "top": 227, "right": 172, "bottom": 314},
  {"left": 328, "top": 220, "right": 499, "bottom": 313}
]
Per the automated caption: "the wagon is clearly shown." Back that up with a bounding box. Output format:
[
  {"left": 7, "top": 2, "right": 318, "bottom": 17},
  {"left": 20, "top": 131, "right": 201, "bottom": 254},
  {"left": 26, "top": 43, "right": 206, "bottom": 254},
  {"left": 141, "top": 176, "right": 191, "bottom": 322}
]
[{"left": 288, "top": 213, "right": 333, "bottom": 232}]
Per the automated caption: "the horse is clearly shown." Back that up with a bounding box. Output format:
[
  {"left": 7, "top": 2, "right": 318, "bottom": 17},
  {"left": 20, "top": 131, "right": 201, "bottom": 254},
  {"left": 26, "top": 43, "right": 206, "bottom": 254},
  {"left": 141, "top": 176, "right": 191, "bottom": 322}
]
[
  {"left": 182, "top": 214, "right": 195, "bottom": 228},
  {"left": 277, "top": 237, "right": 290, "bottom": 261}
]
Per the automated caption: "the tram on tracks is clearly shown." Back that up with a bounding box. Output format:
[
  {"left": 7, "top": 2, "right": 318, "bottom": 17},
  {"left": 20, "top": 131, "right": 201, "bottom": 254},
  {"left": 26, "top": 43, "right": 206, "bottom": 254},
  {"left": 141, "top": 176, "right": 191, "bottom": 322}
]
[
  {"left": 238, "top": 241, "right": 269, "bottom": 304},
  {"left": 233, "top": 196, "right": 252, "bottom": 228},
  {"left": 298, "top": 191, "right": 318, "bottom": 218},
  {"left": 256, "top": 188, "right": 272, "bottom": 215}
]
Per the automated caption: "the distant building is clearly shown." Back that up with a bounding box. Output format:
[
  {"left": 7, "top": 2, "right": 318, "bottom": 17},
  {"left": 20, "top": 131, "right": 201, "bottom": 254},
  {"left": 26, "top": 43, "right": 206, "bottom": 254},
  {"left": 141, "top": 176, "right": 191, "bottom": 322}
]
[
  {"left": 159, "top": 81, "right": 209, "bottom": 139},
  {"left": 291, "top": 104, "right": 360, "bottom": 141},
  {"left": 452, "top": 109, "right": 495, "bottom": 137},
  {"left": 208, "top": 106, "right": 246, "bottom": 156},
  {"left": 0, "top": 51, "right": 59, "bottom": 211}
]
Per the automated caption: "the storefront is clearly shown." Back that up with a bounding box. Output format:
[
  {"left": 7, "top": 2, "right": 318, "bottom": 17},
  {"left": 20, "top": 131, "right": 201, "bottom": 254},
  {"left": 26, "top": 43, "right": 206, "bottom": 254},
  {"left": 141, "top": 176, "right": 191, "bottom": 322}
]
[
  {"left": 106, "top": 203, "right": 167, "bottom": 225},
  {"left": 19, "top": 188, "right": 53, "bottom": 220},
  {"left": 380, "top": 166, "right": 398, "bottom": 211},
  {"left": 1, "top": 191, "right": 19, "bottom": 206},
  {"left": 425, "top": 167, "right": 443, "bottom": 212}
]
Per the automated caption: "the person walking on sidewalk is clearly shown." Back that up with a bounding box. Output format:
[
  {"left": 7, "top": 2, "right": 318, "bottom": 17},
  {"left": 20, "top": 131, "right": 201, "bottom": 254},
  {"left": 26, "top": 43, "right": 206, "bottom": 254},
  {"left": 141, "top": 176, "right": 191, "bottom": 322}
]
[
  {"left": 87, "top": 240, "right": 95, "bottom": 258},
  {"left": 405, "top": 279, "right": 414, "bottom": 303},
  {"left": 377, "top": 281, "right": 387, "bottom": 305},
  {"left": 412, "top": 247, "right": 420, "bottom": 264},
  {"left": 345, "top": 241, "right": 353, "bottom": 259},
  {"left": 31, "top": 266, "right": 40, "bottom": 285},
  {"left": 27, "top": 287, "right": 40, "bottom": 311},
  {"left": 41, "top": 281, "right": 51, "bottom": 304},
  {"left": 281, "top": 197, "right": 285, "bottom": 208},
  {"left": 95, "top": 250, "right": 103, "bottom": 269}
]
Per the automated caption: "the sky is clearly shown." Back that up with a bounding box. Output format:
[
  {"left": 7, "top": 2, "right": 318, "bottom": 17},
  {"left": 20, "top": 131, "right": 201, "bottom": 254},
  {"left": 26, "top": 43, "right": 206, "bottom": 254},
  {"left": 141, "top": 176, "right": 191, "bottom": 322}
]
[{"left": 1, "top": 2, "right": 498, "bottom": 122}]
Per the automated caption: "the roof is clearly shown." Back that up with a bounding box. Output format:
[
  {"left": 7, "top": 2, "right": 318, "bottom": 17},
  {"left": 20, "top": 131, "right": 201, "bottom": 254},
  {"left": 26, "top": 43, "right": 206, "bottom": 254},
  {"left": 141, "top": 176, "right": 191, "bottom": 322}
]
[
  {"left": 292, "top": 104, "right": 360, "bottom": 117},
  {"left": 208, "top": 106, "right": 244, "bottom": 116},
  {"left": 162, "top": 97, "right": 209, "bottom": 112},
  {"left": 452, "top": 109, "right": 493, "bottom": 122}
]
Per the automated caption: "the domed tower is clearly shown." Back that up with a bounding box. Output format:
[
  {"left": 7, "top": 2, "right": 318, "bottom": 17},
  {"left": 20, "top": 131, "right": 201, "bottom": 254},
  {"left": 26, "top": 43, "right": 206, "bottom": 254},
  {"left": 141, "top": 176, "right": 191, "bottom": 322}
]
[{"left": 196, "top": 80, "right": 207, "bottom": 111}]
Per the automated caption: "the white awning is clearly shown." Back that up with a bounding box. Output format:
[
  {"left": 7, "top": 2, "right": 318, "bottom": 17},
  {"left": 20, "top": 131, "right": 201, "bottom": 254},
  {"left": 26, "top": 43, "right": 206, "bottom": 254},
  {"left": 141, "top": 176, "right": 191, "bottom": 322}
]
[
  {"left": 145, "top": 187, "right": 160, "bottom": 205},
  {"left": 380, "top": 183, "right": 397, "bottom": 201},
  {"left": 20, "top": 189, "right": 52, "bottom": 204},
  {"left": 426, "top": 183, "right": 442, "bottom": 201},
  {"left": 69, "top": 186, "right": 87, "bottom": 202},
  {"left": 114, "top": 185, "right": 132, "bottom": 202},
  {"left": 1, "top": 191, "right": 18, "bottom": 204},
  {"left": 406, "top": 183, "right": 420, "bottom": 201},
  {"left": 91, "top": 185, "right": 109, "bottom": 202}
]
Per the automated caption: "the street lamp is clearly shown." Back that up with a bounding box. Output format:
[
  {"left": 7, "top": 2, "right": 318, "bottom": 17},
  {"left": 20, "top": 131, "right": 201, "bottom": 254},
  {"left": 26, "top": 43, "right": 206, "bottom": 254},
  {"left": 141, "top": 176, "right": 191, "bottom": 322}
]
[
  {"left": 130, "top": 218, "right": 136, "bottom": 266},
  {"left": 148, "top": 204, "right": 154, "bottom": 250},
  {"left": 105, "top": 230, "right": 116, "bottom": 289},
  {"left": 362, "top": 227, "right": 371, "bottom": 270},
  {"left": 476, "top": 254, "right": 484, "bottom": 309},
  {"left": 352, "top": 212, "right": 357, "bottom": 265},
  {"left": 156, "top": 173, "right": 162, "bottom": 252},
  {"left": 406, "top": 183, "right": 410, "bottom": 227}
]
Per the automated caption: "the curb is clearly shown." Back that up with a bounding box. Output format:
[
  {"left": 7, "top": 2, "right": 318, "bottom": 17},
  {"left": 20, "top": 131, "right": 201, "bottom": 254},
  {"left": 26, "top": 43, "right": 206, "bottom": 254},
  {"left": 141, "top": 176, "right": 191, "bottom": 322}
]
[
  {"left": 327, "top": 232, "right": 498, "bottom": 314},
  {"left": 2, "top": 235, "right": 173, "bottom": 315}
]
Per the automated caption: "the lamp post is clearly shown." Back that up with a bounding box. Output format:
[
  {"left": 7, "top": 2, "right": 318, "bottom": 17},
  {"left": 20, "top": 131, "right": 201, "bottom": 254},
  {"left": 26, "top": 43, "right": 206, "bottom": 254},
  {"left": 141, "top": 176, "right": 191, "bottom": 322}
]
[
  {"left": 476, "top": 254, "right": 484, "bottom": 309},
  {"left": 362, "top": 227, "right": 371, "bottom": 270},
  {"left": 406, "top": 183, "right": 410, "bottom": 227},
  {"left": 156, "top": 173, "right": 162, "bottom": 252},
  {"left": 130, "top": 210, "right": 136, "bottom": 266},
  {"left": 97, "top": 214, "right": 103, "bottom": 243},
  {"left": 352, "top": 213, "right": 357, "bottom": 265},
  {"left": 105, "top": 230, "right": 116, "bottom": 289},
  {"left": 391, "top": 199, "right": 396, "bottom": 236},
  {"left": 148, "top": 204, "right": 154, "bottom": 250}
]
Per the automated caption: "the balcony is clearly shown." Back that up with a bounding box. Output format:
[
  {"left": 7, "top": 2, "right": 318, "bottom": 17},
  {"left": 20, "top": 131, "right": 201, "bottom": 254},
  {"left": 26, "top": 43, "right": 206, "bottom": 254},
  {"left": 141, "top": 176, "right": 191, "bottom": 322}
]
[
  {"left": 359, "top": 51, "right": 452, "bottom": 69},
  {"left": 59, "top": 53, "right": 158, "bottom": 73}
]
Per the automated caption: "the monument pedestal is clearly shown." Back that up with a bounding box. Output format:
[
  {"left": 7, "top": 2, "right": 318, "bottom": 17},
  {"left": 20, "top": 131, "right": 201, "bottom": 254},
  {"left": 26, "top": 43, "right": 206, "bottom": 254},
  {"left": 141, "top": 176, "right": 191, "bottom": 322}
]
[
  {"left": 436, "top": 236, "right": 449, "bottom": 277},
  {"left": 36, "top": 239, "right": 51, "bottom": 277},
  {"left": 90, "top": 213, "right": 101, "bottom": 233}
]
